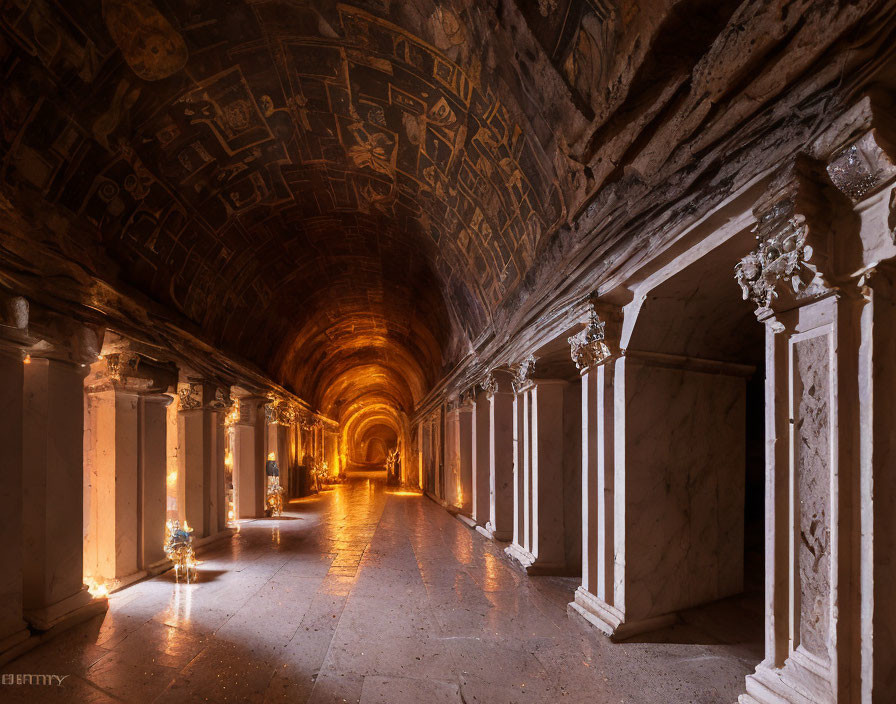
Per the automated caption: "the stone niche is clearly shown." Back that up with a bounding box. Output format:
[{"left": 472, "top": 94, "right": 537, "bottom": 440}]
[{"left": 618, "top": 229, "right": 763, "bottom": 623}]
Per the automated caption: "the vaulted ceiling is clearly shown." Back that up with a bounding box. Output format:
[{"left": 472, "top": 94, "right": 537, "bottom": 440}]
[{"left": 0, "top": 0, "right": 889, "bottom": 428}]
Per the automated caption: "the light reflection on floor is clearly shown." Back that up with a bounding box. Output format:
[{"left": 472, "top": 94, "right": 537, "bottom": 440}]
[{"left": 1, "top": 472, "right": 761, "bottom": 703}]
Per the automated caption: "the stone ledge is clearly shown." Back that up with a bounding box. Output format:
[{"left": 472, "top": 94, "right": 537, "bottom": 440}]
[
  {"left": 455, "top": 513, "right": 477, "bottom": 529},
  {"left": 2, "top": 598, "right": 108, "bottom": 667},
  {"left": 568, "top": 586, "right": 678, "bottom": 642},
  {"left": 741, "top": 658, "right": 831, "bottom": 704},
  {"left": 482, "top": 521, "right": 512, "bottom": 541}
]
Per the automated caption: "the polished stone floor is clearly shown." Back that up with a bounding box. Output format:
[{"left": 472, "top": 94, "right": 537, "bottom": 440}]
[{"left": 2, "top": 472, "right": 763, "bottom": 703}]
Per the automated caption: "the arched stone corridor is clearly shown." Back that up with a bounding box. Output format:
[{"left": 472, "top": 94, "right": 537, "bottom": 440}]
[{"left": 2, "top": 1, "right": 896, "bottom": 702}]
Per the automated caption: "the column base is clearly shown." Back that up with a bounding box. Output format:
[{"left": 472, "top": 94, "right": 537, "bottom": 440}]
[
  {"left": 504, "top": 544, "right": 567, "bottom": 575},
  {"left": 23, "top": 587, "right": 104, "bottom": 631},
  {"left": 145, "top": 557, "right": 175, "bottom": 577},
  {"left": 2, "top": 595, "right": 107, "bottom": 667},
  {"left": 193, "top": 527, "right": 237, "bottom": 551},
  {"left": 455, "top": 514, "right": 477, "bottom": 529},
  {"left": 568, "top": 586, "right": 677, "bottom": 641},
  {"left": 108, "top": 570, "right": 149, "bottom": 593},
  {"left": 480, "top": 521, "right": 511, "bottom": 541},
  {"left": 0, "top": 627, "right": 30, "bottom": 661},
  {"left": 740, "top": 652, "right": 834, "bottom": 704}
]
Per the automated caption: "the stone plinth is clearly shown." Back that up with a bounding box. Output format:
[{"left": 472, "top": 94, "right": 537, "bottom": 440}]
[
  {"left": 23, "top": 357, "right": 101, "bottom": 630},
  {"left": 485, "top": 386, "right": 514, "bottom": 541},
  {"left": 179, "top": 383, "right": 228, "bottom": 539},
  {"left": 505, "top": 380, "right": 573, "bottom": 575},
  {"left": 471, "top": 389, "right": 490, "bottom": 526},
  {"left": 234, "top": 397, "right": 266, "bottom": 518},
  {"left": 140, "top": 394, "right": 172, "bottom": 569},
  {"left": 0, "top": 350, "right": 29, "bottom": 655}
]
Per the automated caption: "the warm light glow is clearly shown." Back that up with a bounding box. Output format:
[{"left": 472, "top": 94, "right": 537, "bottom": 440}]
[
  {"left": 22, "top": 354, "right": 31, "bottom": 364},
  {"left": 224, "top": 448, "right": 233, "bottom": 470},
  {"left": 385, "top": 490, "right": 422, "bottom": 497},
  {"left": 86, "top": 578, "right": 109, "bottom": 598},
  {"left": 224, "top": 399, "right": 240, "bottom": 427},
  {"left": 166, "top": 470, "right": 178, "bottom": 488},
  {"left": 268, "top": 452, "right": 275, "bottom": 461}
]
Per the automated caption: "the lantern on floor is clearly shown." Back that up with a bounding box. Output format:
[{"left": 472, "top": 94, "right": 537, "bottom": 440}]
[
  {"left": 265, "top": 452, "right": 285, "bottom": 516},
  {"left": 265, "top": 483, "right": 285, "bottom": 516},
  {"left": 164, "top": 520, "right": 197, "bottom": 583}
]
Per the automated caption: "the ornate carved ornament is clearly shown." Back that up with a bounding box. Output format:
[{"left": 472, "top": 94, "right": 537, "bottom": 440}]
[
  {"left": 736, "top": 165, "right": 833, "bottom": 317},
  {"left": 826, "top": 130, "right": 896, "bottom": 204},
  {"left": 178, "top": 383, "right": 203, "bottom": 411},
  {"left": 211, "top": 386, "right": 232, "bottom": 410},
  {"left": 105, "top": 351, "right": 141, "bottom": 382},
  {"left": 480, "top": 371, "right": 499, "bottom": 397},
  {"left": 567, "top": 304, "right": 612, "bottom": 371},
  {"left": 511, "top": 355, "right": 536, "bottom": 394},
  {"left": 178, "top": 382, "right": 231, "bottom": 411}
]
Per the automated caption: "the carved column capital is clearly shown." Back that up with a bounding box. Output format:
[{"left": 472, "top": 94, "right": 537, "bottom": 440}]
[
  {"left": 86, "top": 351, "right": 177, "bottom": 395},
  {"left": 825, "top": 129, "right": 896, "bottom": 205},
  {"left": 511, "top": 355, "right": 537, "bottom": 394},
  {"left": 231, "top": 395, "right": 266, "bottom": 426},
  {"left": 0, "top": 291, "right": 32, "bottom": 360},
  {"left": 481, "top": 371, "right": 499, "bottom": 397},
  {"left": 265, "top": 398, "right": 297, "bottom": 425},
  {"left": 178, "top": 381, "right": 231, "bottom": 412},
  {"left": 736, "top": 158, "right": 837, "bottom": 319},
  {"left": 567, "top": 302, "right": 621, "bottom": 372}
]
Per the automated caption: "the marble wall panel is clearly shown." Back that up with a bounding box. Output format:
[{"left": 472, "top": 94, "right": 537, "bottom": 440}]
[
  {"left": 624, "top": 362, "right": 745, "bottom": 619},
  {"left": 793, "top": 332, "right": 832, "bottom": 661}
]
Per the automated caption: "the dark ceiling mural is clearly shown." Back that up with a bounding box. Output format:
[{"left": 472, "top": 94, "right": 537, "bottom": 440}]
[
  {"left": 0, "top": 0, "right": 578, "bottom": 419},
  {"left": 0, "top": 0, "right": 887, "bottom": 424}
]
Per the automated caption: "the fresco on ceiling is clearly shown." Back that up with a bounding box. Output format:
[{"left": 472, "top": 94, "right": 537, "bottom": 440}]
[{"left": 0, "top": 0, "right": 570, "bottom": 393}]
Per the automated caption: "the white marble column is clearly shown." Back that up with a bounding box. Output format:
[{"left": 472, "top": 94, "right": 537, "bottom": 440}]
[
  {"left": 505, "top": 355, "right": 571, "bottom": 574},
  {"left": 529, "top": 380, "right": 568, "bottom": 572},
  {"left": 417, "top": 420, "right": 424, "bottom": 489},
  {"left": 858, "top": 264, "right": 896, "bottom": 703},
  {"left": 234, "top": 396, "right": 265, "bottom": 518},
  {"left": 23, "top": 355, "right": 98, "bottom": 629},
  {"left": 139, "top": 393, "right": 171, "bottom": 570},
  {"left": 457, "top": 401, "right": 473, "bottom": 516},
  {"left": 511, "top": 383, "right": 528, "bottom": 553},
  {"left": 740, "top": 130, "right": 896, "bottom": 704},
  {"left": 178, "top": 382, "right": 228, "bottom": 539},
  {"left": 485, "top": 372, "right": 514, "bottom": 541},
  {"left": 471, "top": 387, "right": 490, "bottom": 526},
  {"left": 568, "top": 306, "right": 621, "bottom": 629},
  {"left": 83, "top": 374, "right": 142, "bottom": 587},
  {"left": 0, "top": 345, "right": 29, "bottom": 654}
]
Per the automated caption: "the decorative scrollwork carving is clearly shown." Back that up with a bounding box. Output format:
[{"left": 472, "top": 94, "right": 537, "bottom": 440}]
[
  {"left": 104, "top": 351, "right": 140, "bottom": 382},
  {"left": 511, "top": 355, "right": 536, "bottom": 394},
  {"left": 480, "top": 371, "right": 499, "bottom": 397},
  {"left": 567, "top": 304, "right": 612, "bottom": 371},
  {"left": 178, "top": 383, "right": 202, "bottom": 411},
  {"left": 736, "top": 164, "right": 836, "bottom": 318},
  {"left": 826, "top": 131, "right": 896, "bottom": 204},
  {"left": 735, "top": 212, "right": 825, "bottom": 313},
  {"left": 211, "top": 386, "right": 232, "bottom": 410}
]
